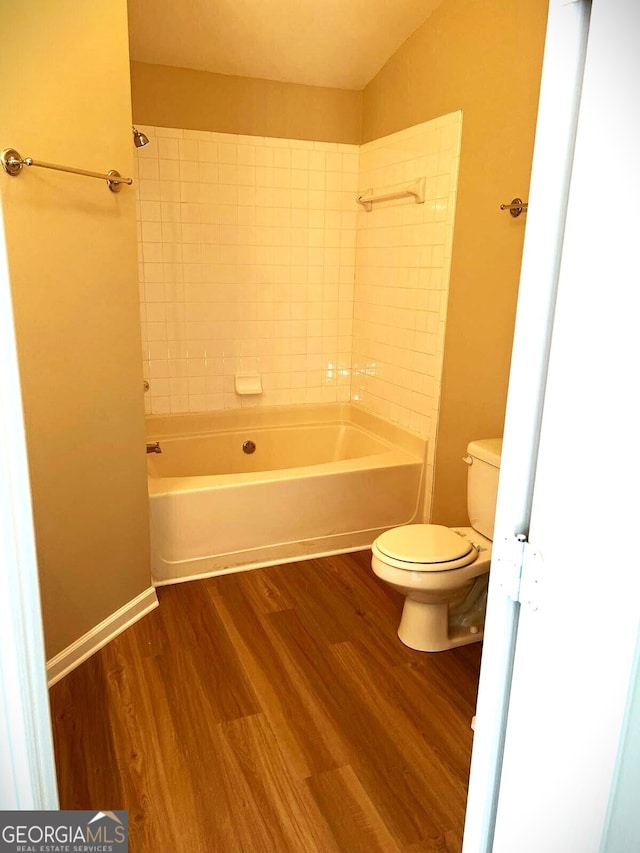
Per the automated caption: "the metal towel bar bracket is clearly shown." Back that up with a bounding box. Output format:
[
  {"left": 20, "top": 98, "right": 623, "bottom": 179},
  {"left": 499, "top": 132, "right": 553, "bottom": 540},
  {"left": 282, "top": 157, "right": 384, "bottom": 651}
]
[
  {"left": 500, "top": 197, "right": 528, "bottom": 217},
  {"left": 1, "top": 148, "right": 133, "bottom": 193}
]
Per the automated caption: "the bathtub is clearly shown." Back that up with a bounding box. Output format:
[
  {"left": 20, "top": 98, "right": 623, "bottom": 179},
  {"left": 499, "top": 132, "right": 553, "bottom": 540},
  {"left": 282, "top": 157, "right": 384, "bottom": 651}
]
[{"left": 146, "top": 403, "right": 426, "bottom": 585}]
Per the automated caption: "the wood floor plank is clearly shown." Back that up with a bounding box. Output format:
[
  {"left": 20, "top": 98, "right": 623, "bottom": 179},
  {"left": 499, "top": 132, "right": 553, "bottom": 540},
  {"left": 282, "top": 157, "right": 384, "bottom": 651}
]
[
  {"left": 329, "top": 639, "right": 470, "bottom": 840},
  {"left": 306, "top": 765, "right": 402, "bottom": 853},
  {"left": 157, "top": 579, "right": 261, "bottom": 723},
  {"left": 97, "top": 634, "right": 196, "bottom": 851},
  {"left": 268, "top": 555, "right": 416, "bottom": 668},
  {"left": 49, "top": 552, "right": 481, "bottom": 852},
  {"left": 402, "top": 827, "right": 464, "bottom": 852},
  {"left": 389, "top": 657, "right": 479, "bottom": 785},
  {"left": 121, "top": 595, "right": 259, "bottom": 848},
  {"left": 219, "top": 713, "right": 342, "bottom": 853},
  {"left": 210, "top": 574, "right": 350, "bottom": 778},
  {"left": 50, "top": 656, "right": 124, "bottom": 811},
  {"left": 234, "top": 566, "right": 297, "bottom": 615},
  {"left": 98, "top": 620, "right": 232, "bottom": 852},
  {"left": 265, "top": 607, "right": 439, "bottom": 846}
]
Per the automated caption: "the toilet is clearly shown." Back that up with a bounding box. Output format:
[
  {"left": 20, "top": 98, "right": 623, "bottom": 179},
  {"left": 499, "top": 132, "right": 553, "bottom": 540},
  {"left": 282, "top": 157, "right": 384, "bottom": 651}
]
[{"left": 371, "top": 438, "right": 502, "bottom": 652}]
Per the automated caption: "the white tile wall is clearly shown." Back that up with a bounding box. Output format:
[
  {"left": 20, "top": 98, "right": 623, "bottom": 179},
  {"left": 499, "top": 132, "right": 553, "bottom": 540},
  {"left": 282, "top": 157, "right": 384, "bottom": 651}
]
[
  {"left": 135, "top": 127, "right": 359, "bottom": 414},
  {"left": 351, "top": 113, "right": 462, "bottom": 515}
]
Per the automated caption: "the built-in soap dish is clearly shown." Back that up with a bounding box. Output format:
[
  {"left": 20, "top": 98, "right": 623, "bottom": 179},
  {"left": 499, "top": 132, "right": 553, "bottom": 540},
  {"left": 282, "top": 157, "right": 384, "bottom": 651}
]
[{"left": 234, "top": 373, "right": 263, "bottom": 396}]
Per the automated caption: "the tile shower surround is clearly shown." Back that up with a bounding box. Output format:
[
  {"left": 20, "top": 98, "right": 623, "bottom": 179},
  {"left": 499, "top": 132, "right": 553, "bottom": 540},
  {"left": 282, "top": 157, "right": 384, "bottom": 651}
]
[
  {"left": 135, "top": 114, "right": 461, "bottom": 446},
  {"left": 352, "top": 113, "right": 461, "bottom": 440},
  {"left": 135, "top": 130, "right": 359, "bottom": 415}
]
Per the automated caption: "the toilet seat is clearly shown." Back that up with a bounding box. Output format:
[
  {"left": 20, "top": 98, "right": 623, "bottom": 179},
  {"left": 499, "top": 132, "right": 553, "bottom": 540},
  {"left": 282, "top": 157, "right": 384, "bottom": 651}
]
[{"left": 372, "top": 524, "right": 478, "bottom": 572}]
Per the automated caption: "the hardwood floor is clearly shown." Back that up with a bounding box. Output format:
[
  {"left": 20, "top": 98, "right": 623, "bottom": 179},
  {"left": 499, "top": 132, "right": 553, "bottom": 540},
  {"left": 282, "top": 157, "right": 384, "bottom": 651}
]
[{"left": 49, "top": 551, "right": 482, "bottom": 852}]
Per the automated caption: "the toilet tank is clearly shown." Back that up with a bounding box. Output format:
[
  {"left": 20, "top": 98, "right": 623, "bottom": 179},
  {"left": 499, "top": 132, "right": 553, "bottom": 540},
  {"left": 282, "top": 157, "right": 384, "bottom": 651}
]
[{"left": 466, "top": 438, "right": 503, "bottom": 540}]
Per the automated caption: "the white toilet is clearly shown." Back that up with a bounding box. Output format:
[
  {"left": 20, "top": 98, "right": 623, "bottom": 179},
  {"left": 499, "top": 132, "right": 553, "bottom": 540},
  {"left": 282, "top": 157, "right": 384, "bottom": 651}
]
[{"left": 371, "top": 438, "right": 502, "bottom": 652}]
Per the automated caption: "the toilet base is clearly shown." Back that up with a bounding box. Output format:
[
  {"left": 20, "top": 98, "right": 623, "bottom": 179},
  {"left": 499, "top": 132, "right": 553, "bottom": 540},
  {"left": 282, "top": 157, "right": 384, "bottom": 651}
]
[{"left": 397, "top": 597, "right": 484, "bottom": 652}]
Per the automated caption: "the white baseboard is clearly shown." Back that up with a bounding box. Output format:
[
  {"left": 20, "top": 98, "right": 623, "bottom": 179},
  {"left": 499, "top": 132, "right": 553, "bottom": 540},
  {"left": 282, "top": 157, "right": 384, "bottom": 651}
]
[{"left": 46, "top": 586, "right": 158, "bottom": 687}]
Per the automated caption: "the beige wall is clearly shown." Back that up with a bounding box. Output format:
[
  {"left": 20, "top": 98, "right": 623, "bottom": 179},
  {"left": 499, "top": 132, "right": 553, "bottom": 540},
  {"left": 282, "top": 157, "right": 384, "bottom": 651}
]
[
  {"left": 363, "top": 0, "right": 548, "bottom": 524},
  {"left": 131, "top": 61, "right": 362, "bottom": 144},
  {"left": 0, "top": 1, "right": 151, "bottom": 658}
]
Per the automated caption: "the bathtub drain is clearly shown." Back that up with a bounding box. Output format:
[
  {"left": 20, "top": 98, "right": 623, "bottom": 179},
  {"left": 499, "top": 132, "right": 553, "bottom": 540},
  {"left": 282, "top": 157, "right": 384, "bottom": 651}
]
[{"left": 243, "top": 440, "right": 256, "bottom": 454}]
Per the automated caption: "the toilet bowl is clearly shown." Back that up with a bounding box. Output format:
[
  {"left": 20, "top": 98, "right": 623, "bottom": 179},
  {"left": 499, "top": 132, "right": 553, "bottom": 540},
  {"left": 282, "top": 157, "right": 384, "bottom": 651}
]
[
  {"left": 371, "top": 438, "right": 502, "bottom": 652},
  {"left": 372, "top": 524, "right": 491, "bottom": 651}
]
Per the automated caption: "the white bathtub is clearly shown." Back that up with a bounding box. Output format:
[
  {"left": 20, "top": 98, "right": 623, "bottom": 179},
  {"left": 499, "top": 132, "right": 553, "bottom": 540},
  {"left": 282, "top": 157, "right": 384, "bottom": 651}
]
[{"left": 146, "top": 403, "right": 426, "bottom": 585}]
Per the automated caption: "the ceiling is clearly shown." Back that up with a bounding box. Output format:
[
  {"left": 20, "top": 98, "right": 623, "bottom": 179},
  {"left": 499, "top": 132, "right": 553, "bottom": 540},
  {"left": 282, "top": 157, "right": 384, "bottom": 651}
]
[{"left": 127, "top": 0, "right": 443, "bottom": 91}]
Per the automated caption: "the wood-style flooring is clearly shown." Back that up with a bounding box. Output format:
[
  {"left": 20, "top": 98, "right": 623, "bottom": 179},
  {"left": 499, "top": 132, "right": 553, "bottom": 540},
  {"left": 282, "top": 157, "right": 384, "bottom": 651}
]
[{"left": 49, "top": 551, "right": 482, "bottom": 852}]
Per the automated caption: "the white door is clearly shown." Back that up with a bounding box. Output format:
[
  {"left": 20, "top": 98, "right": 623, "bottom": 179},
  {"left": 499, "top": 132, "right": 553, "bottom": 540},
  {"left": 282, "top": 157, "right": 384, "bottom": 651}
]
[
  {"left": 0, "top": 206, "right": 58, "bottom": 808},
  {"left": 466, "top": 0, "right": 640, "bottom": 850}
]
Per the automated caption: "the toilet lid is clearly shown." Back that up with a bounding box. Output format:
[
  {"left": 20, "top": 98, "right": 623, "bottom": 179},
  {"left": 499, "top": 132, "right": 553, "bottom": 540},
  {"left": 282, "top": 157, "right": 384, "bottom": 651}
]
[{"left": 373, "top": 524, "right": 477, "bottom": 572}]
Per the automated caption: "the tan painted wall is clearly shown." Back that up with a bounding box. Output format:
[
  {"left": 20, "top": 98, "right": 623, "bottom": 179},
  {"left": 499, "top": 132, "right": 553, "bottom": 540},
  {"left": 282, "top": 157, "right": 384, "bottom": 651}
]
[
  {"left": 0, "top": 1, "right": 151, "bottom": 659},
  {"left": 131, "top": 61, "right": 362, "bottom": 144},
  {"left": 363, "top": 0, "right": 548, "bottom": 525}
]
